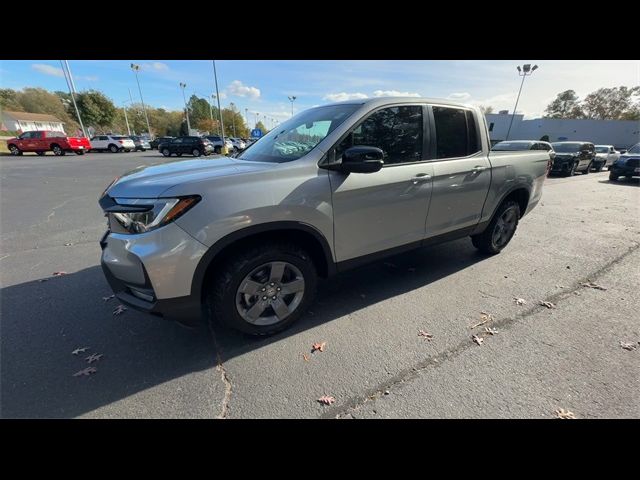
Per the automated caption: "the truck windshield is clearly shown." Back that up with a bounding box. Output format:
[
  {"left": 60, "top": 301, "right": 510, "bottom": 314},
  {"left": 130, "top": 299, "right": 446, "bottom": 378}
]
[
  {"left": 551, "top": 143, "right": 581, "bottom": 153},
  {"left": 237, "top": 104, "right": 359, "bottom": 163}
]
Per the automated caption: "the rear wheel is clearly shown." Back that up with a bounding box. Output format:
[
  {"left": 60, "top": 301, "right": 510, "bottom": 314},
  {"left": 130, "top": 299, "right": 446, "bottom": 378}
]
[
  {"left": 51, "top": 144, "right": 65, "bottom": 156},
  {"left": 109, "top": 144, "right": 119, "bottom": 153},
  {"left": 609, "top": 171, "right": 618, "bottom": 181},
  {"left": 207, "top": 242, "right": 317, "bottom": 336},
  {"left": 192, "top": 148, "right": 201, "bottom": 157},
  {"left": 161, "top": 148, "right": 171, "bottom": 157},
  {"left": 471, "top": 200, "right": 520, "bottom": 255}
]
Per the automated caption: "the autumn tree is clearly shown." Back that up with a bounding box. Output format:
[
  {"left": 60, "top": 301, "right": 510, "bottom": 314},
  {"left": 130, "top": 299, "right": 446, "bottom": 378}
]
[
  {"left": 75, "top": 90, "right": 116, "bottom": 130},
  {"left": 581, "top": 86, "right": 640, "bottom": 120},
  {"left": 255, "top": 121, "right": 267, "bottom": 135},
  {"left": 544, "top": 90, "right": 584, "bottom": 119}
]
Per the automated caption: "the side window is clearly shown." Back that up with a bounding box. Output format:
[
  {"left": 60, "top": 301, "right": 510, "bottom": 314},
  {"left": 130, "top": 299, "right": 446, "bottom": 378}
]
[
  {"left": 336, "top": 105, "right": 423, "bottom": 165},
  {"left": 433, "top": 106, "right": 469, "bottom": 159},
  {"left": 172, "top": 138, "right": 183, "bottom": 144},
  {"left": 100, "top": 136, "right": 109, "bottom": 141},
  {"left": 465, "top": 111, "right": 480, "bottom": 154}
]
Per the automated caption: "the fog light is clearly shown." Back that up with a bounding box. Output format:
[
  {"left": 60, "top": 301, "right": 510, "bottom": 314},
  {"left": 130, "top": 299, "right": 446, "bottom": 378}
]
[{"left": 129, "top": 287, "right": 154, "bottom": 302}]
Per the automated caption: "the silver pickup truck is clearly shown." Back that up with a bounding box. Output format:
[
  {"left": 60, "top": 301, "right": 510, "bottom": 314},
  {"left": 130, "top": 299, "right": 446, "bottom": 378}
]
[{"left": 99, "top": 97, "right": 550, "bottom": 335}]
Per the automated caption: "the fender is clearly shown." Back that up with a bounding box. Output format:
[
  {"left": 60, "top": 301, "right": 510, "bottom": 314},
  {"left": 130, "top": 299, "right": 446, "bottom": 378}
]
[{"left": 190, "top": 221, "right": 336, "bottom": 299}]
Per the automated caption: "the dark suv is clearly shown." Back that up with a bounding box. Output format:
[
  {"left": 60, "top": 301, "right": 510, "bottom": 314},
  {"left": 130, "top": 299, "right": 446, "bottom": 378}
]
[
  {"left": 150, "top": 136, "right": 174, "bottom": 149},
  {"left": 550, "top": 142, "right": 596, "bottom": 176},
  {"left": 609, "top": 142, "right": 640, "bottom": 181},
  {"left": 158, "top": 136, "right": 214, "bottom": 157}
]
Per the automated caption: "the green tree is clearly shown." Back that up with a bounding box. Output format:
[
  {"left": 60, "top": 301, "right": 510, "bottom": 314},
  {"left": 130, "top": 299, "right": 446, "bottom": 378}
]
[
  {"left": 479, "top": 105, "right": 494, "bottom": 115},
  {"left": 221, "top": 108, "right": 248, "bottom": 137},
  {"left": 0, "top": 89, "right": 23, "bottom": 111},
  {"left": 581, "top": 86, "right": 640, "bottom": 120},
  {"left": 544, "top": 90, "right": 584, "bottom": 119},
  {"left": 540, "top": 135, "right": 550, "bottom": 142},
  {"left": 255, "top": 121, "right": 267, "bottom": 135},
  {"left": 75, "top": 90, "right": 116, "bottom": 131}
]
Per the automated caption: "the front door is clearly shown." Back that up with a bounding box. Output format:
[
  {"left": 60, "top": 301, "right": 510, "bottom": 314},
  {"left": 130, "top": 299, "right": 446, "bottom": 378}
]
[{"left": 329, "top": 104, "right": 434, "bottom": 262}]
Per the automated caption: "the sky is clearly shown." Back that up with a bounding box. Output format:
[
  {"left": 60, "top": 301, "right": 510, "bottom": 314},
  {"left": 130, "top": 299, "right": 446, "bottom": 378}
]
[{"left": 1, "top": 60, "right": 638, "bottom": 126}]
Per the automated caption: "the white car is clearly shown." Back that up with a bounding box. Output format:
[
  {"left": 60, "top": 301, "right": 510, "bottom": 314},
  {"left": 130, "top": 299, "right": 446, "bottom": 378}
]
[
  {"left": 90, "top": 135, "right": 136, "bottom": 153},
  {"left": 594, "top": 145, "right": 620, "bottom": 170},
  {"left": 229, "top": 137, "right": 246, "bottom": 151}
]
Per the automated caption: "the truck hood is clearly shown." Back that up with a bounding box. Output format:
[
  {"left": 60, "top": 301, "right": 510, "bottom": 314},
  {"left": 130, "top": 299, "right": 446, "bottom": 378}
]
[{"left": 105, "top": 156, "right": 274, "bottom": 198}]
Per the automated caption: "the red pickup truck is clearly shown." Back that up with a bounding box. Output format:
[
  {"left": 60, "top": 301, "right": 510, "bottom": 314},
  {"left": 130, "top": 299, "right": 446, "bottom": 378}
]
[{"left": 7, "top": 130, "right": 91, "bottom": 156}]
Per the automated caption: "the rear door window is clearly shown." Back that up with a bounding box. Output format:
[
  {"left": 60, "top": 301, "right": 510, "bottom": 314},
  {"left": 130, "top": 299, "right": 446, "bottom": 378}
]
[{"left": 433, "top": 106, "right": 479, "bottom": 159}]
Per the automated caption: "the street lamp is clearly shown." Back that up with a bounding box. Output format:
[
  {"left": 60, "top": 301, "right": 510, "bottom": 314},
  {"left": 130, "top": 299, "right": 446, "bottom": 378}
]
[
  {"left": 230, "top": 102, "right": 237, "bottom": 137},
  {"left": 505, "top": 63, "right": 538, "bottom": 141},
  {"left": 212, "top": 60, "right": 227, "bottom": 152},
  {"left": 288, "top": 95, "right": 297, "bottom": 116},
  {"left": 255, "top": 112, "right": 259, "bottom": 128},
  {"left": 179, "top": 82, "right": 191, "bottom": 133},
  {"left": 130, "top": 63, "right": 152, "bottom": 139},
  {"left": 245, "top": 108, "right": 249, "bottom": 133},
  {"left": 122, "top": 100, "right": 132, "bottom": 136}
]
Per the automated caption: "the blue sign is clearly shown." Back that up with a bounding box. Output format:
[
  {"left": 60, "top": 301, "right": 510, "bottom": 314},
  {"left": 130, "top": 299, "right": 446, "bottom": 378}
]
[{"left": 251, "top": 128, "right": 263, "bottom": 138}]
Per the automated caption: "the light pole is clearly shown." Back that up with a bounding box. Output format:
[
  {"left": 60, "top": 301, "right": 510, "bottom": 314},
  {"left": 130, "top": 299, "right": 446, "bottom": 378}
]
[
  {"left": 60, "top": 60, "right": 87, "bottom": 138},
  {"left": 212, "top": 60, "right": 226, "bottom": 152},
  {"left": 288, "top": 95, "right": 297, "bottom": 117},
  {"left": 130, "top": 63, "right": 152, "bottom": 139},
  {"left": 244, "top": 108, "right": 249, "bottom": 134},
  {"left": 230, "top": 102, "right": 237, "bottom": 137},
  {"left": 255, "top": 112, "right": 259, "bottom": 128},
  {"left": 179, "top": 82, "right": 191, "bottom": 133},
  {"left": 122, "top": 100, "right": 131, "bottom": 136},
  {"left": 505, "top": 63, "right": 538, "bottom": 141}
]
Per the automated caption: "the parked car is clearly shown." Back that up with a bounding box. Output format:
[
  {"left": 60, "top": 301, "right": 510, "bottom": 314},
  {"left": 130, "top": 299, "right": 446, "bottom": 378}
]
[
  {"left": 157, "top": 136, "right": 214, "bottom": 157},
  {"left": 7, "top": 130, "right": 91, "bottom": 156},
  {"left": 492, "top": 140, "right": 555, "bottom": 173},
  {"left": 593, "top": 145, "right": 620, "bottom": 170},
  {"left": 229, "top": 137, "right": 246, "bottom": 151},
  {"left": 90, "top": 135, "right": 136, "bottom": 153},
  {"left": 549, "top": 142, "right": 596, "bottom": 176},
  {"left": 129, "top": 135, "right": 151, "bottom": 152},
  {"left": 609, "top": 143, "right": 640, "bottom": 181},
  {"left": 150, "top": 136, "right": 174, "bottom": 150},
  {"left": 204, "top": 136, "right": 234, "bottom": 154},
  {"left": 99, "top": 97, "right": 549, "bottom": 336}
]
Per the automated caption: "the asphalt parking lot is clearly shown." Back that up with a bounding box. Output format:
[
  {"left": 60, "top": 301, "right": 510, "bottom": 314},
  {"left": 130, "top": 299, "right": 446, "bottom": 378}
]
[{"left": 1, "top": 150, "right": 638, "bottom": 418}]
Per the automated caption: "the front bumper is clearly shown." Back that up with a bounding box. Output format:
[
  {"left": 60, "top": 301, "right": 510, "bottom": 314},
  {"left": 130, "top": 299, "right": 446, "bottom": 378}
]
[
  {"left": 550, "top": 158, "right": 574, "bottom": 174},
  {"left": 99, "top": 222, "right": 208, "bottom": 325},
  {"left": 610, "top": 165, "right": 640, "bottom": 177}
]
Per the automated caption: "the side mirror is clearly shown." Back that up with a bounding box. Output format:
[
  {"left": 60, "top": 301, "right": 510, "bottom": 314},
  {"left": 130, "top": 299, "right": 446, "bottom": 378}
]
[{"left": 340, "top": 146, "right": 384, "bottom": 173}]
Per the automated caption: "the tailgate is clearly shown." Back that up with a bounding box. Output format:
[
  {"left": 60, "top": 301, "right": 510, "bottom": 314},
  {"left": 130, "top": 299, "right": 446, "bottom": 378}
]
[{"left": 67, "top": 137, "right": 91, "bottom": 148}]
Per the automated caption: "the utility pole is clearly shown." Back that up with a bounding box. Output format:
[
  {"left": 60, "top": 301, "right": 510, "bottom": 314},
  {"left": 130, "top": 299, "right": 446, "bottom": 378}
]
[
  {"left": 130, "top": 63, "right": 153, "bottom": 139},
  {"left": 230, "top": 102, "right": 237, "bottom": 137},
  {"left": 60, "top": 60, "right": 87, "bottom": 138},
  {"left": 212, "top": 60, "right": 226, "bottom": 153},
  {"left": 179, "top": 82, "right": 191, "bottom": 133},
  {"left": 122, "top": 101, "right": 131, "bottom": 136}
]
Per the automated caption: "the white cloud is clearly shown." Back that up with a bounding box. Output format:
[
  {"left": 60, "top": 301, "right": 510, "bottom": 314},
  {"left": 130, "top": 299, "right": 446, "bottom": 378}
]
[
  {"left": 447, "top": 92, "right": 471, "bottom": 101},
  {"left": 217, "top": 92, "right": 228, "bottom": 100},
  {"left": 323, "top": 92, "right": 368, "bottom": 102},
  {"left": 373, "top": 90, "right": 420, "bottom": 97},
  {"left": 227, "top": 80, "right": 261, "bottom": 99},
  {"left": 32, "top": 64, "right": 64, "bottom": 78},
  {"left": 140, "top": 62, "right": 169, "bottom": 71}
]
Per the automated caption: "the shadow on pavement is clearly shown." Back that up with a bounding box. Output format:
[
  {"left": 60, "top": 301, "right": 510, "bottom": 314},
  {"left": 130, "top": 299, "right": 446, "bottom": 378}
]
[
  {"left": 599, "top": 178, "right": 639, "bottom": 187},
  {"left": 0, "top": 237, "right": 485, "bottom": 418}
]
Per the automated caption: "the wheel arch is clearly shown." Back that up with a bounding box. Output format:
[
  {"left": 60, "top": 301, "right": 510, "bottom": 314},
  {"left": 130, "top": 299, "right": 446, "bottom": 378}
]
[
  {"left": 474, "top": 186, "right": 530, "bottom": 235},
  {"left": 192, "top": 221, "right": 336, "bottom": 302}
]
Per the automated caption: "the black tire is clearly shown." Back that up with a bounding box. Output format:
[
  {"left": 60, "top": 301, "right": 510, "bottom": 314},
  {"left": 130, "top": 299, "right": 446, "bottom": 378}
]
[
  {"left": 36, "top": 151, "right": 45, "bottom": 156},
  {"left": 471, "top": 200, "right": 521, "bottom": 255},
  {"left": 583, "top": 161, "right": 592, "bottom": 174},
  {"left": 214, "top": 146, "right": 222, "bottom": 154},
  {"left": 51, "top": 144, "right": 65, "bottom": 156},
  {"left": 566, "top": 161, "right": 577, "bottom": 176},
  {"left": 75, "top": 150, "right": 85, "bottom": 155},
  {"left": 109, "top": 144, "right": 119, "bottom": 153},
  {"left": 8, "top": 145, "right": 22, "bottom": 156},
  {"left": 609, "top": 171, "right": 618, "bottom": 181},
  {"left": 207, "top": 242, "right": 318, "bottom": 336},
  {"left": 161, "top": 148, "right": 171, "bottom": 157},
  {"left": 192, "top": 148, "right": 201, "bottom": 157}
]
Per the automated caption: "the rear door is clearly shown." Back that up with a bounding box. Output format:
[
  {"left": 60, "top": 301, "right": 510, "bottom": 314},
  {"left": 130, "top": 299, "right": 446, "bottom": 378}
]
[{"left": 425, "top": 106, "right": 491, "bottom": 237}]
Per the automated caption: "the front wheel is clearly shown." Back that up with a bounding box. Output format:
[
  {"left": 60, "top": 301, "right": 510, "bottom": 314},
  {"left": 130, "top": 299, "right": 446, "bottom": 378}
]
[
  {"left": 8, "top": 145, "right": 22, "bottom": 156},
  {"left": 471, "top": 200, "right": 521, "bottom": 255},
  {"left": 583, "top": 161, "right": 592, "bottom": 174},
  {"left": 192, "top": 148, "right": 201, "bottom": 157},
  {"left": 207, "top": 242, "right": 317, "bottom": 336},
  {"left": 566, "top": 161, "right": 577, "bottom": 176},
  {"left": 161, "top": 148, "right": 171, "bottom": 157},
  {"left": 214, "top": 146, "right": 222, "bottom": 154},
  {"left": 109, "top": 144, "right": 119, "bottom": 153},
  {"left": 609, "top": 171, "right": 619, "bottom": 181}
]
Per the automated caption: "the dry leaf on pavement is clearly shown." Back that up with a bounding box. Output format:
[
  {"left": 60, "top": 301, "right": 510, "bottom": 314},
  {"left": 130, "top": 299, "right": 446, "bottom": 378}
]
[
  {"left": 103, "top": 294, "right": 115, "bottom": 302},
  {"left": 514, "top": 297, "right": 527, "bottom": 306},
  {"left": 72, "top": 347, "right": 89, "bottom": 355},
  {"left": 302, "top": 353, "right": 309, "bottom": 362},
  {"left": 470, "top": 312, "right": 493, "bottom": 329},
  {"left": 52, "top": 271, "right": 67, "bottom": 276},
  {"left": 317, "top": 395, "right": 336, "bottom": 405},
  {"left": 418, "top": 330, "right": 434, "bottom": 341},
  {"left": 85, "top": 353, "right": 103, "bottom": 363},
  {"left": 312, "top": 342, "right": 326, "bottom": 353},
  {"left": 555, "top": 408, "right": 576, "bottom": 419},
  {"left": 472, "top": 335, "right": 484, "bottom": 346},
  {"left": 540, "top": 301, "right": 556, "bottom": 309},
  {"left": 484, "top": 327, "right": 499, "bottom": 335},
  {"left": 73, "top": 367, "right": 97, "bottom": 377},
  {"left": 620, "top": 341, "right": 637, "bottom": 351},
  {"left": 113, "top": 305, "right": 127, "bottom": 316},
  {"left": 64, "top": 243, "right": 73, "bottom": 246},
  {"left": 580, "top": 281, "right": 607, "bottom": 291}
]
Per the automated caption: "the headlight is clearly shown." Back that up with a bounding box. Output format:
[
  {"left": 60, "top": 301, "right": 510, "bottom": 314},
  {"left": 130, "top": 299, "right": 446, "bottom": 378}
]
[{"left": 107, "top": 196, "right": 200, "bottom": 234}]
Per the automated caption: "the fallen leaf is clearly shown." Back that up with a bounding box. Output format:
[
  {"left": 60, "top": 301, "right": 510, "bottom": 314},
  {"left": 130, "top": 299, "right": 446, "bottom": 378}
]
[
  {"left": 102, "top": 294, "right": 115, "bottom": 302},
  {"left": 470, "top": 312, "right": 493, "bottom": 329},
  {"left": 484, "top": 327, "right": 499, "bottom": 335},
  {"left": 302, "top": 353, "right": 309, "bottom": 362},
  {"left": 620, "top": 341, "right": 637, "bottom": 351},
  {"left": 72, "top": 347, "right": 89, "bottom": 355},
  {"left": 85, "top": 353, "right": 103, "bottom": 363},
  {"left": 472, "top": 334, "right": 484, "bottom": 346},
  {"left": 418, "top": 330, "right": 434, "bottom": 341},
  {"left": 73, "top": 367, "right": 97, "bottom": 377},
  {"left": 555, "top": 408, "right": 576, "bottom": 419},
  {"left": 317, "top": 395, "right": 335, "bottom": 405},
  {"left": 540, "top": 301, "right": 556, "bottom": 309},
  {"left": 113, "top": 305, "right": 127, "bottom": 316},
  {"left": 312, "top": 342, "right": 326, "bottom": 353},
  {"left": 52, "top": 271, "right": 67, "bottom": 276},
  {"left": 64, "top": 243, "right": 73, "bottom": 247},
  {"left": 514, "top": 297, "right": 527, "bottom": 306},
  {"left": 580, "top": 281, "right": 607, "bottom": 291}
]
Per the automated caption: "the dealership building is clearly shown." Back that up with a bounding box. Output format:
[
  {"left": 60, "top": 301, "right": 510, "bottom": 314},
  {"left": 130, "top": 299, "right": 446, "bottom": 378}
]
[{"left": 486, "top": 111, "right": 640, "bottom": 149}]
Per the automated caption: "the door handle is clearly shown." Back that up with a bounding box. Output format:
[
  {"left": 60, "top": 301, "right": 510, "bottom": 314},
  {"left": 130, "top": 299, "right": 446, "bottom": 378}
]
[
  {"left": 411, "top": 173, "right": 431, "bottom": 184},
  {"left": 472, "top": 165, "right": 488, "bottom": 172}
]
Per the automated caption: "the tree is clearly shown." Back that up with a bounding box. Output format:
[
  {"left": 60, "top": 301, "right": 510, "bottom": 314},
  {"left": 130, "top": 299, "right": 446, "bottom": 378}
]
[
  {"left": 75, "top": 90, "right": 116, "bottom": 130},
  {"left": 539, "top": 135, "right": 550, "bottom": 142},
  {"left": 221, "top": 108, "right": 248, "bottom": 137},
  {"left": 479, "top": 105, "right": 494, "bottom": 115},
  {"left": 544, "top": 90, "right": 584, "bottom": 119},
  {"left": 255, "top": 121, "right": 267, "bottom": 135},
  {"left": 580, "top": 86, "right": 640, "bottom": 120},
  {"left": 0, "top": 89, "right": 23, "bottom": 111}
]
